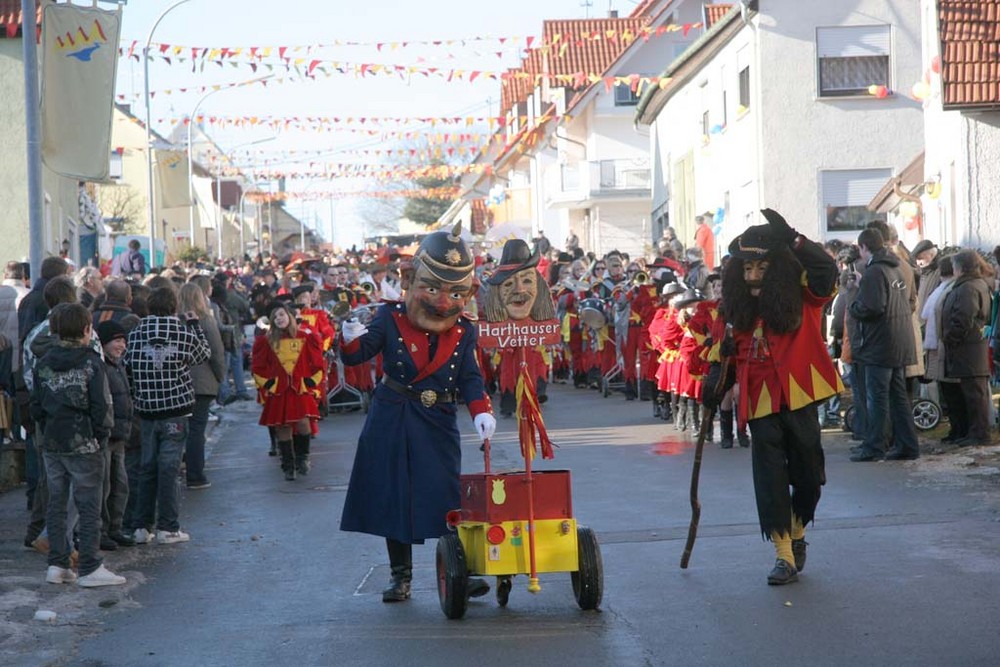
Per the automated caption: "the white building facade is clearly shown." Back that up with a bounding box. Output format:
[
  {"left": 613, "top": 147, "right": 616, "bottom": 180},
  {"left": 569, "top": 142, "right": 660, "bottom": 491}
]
[{"left": 637, "top": 0, "right": 926, "bottom": 255}]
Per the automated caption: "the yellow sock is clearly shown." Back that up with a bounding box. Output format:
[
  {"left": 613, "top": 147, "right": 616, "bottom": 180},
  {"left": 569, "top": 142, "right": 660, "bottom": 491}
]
[
  {"left": 791, "top": 515, "right": 805, "bottom": 541},
  {"left": 771, "top": 531, "right": 794, "bottom": 565}
]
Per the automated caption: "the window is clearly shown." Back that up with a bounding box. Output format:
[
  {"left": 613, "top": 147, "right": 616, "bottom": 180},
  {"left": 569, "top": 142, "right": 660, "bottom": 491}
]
[
  {"left": 721, "top": 89, "right": 728, "bottom": 127},
  {"left": 821, "top": 169, "right": 891, "bottom": 232},
  {"left": 109, "top": 148, "right": 123, "bottom": 180},
  {"left": 614, "top": 85, "right": 640, "bottom": 106},
  {"left": 737, "top": 46, "right": 751, "bottom": 111},
  {"left": 738, "top": 67, "right": 750, "bottom": 108},
  {"left": 701, "top": 109, "right": 710, "bottom": 138},
  {"left": 817, "top": 25, "right": 891, "bottom": 97}
]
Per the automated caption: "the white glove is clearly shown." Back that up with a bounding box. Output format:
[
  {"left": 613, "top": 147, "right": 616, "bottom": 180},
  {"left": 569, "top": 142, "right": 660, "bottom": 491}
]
[
  {"left": 474, "top": 413, "right": 497, "bottom": 442},
  {"left": 342, "top": 320, "right": 368, "bottom": 343}
]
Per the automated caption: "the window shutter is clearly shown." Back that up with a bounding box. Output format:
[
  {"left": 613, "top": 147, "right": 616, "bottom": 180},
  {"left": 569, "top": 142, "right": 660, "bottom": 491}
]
[
  {"left": 817, "top": 25, "right": 890, "bottom": 58},
  {"left": 821, "top": 169, "right": 892, "bottom": 206}
]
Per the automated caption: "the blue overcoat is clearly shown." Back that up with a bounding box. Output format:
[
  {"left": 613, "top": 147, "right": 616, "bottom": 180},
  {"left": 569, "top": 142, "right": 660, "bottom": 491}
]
[{"left": 339, "top": 302, "right": 490, "bottom": 544}]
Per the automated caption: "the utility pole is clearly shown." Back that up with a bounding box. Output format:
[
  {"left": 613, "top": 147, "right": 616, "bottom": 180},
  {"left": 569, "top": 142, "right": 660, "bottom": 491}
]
[{"left": 22, "top": 0, "right": 43, "bottom": 282}]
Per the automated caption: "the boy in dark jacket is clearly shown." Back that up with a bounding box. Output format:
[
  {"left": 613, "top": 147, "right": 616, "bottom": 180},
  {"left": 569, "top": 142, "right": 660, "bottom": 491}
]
[
  {"left": 97, "top": 320, "right": 135, "bottom": 548},
  {"left": 31, "top": 303, "right": 125, "bottom": 587}
]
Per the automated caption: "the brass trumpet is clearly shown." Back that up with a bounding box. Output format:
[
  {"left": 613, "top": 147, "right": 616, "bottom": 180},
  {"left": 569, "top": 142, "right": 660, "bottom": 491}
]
[
  {"left": 632, "top": 270, "right": 649, "bottom": 287},
  {"left": 359, "top": 281, "right": 377, "bottom": 295}
]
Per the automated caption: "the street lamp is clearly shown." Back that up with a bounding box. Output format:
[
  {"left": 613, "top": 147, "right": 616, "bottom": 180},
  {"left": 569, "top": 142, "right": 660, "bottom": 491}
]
[
  {"left": 143, "top": 0, "right": 193, "bottom": 266},
  {"left": 217, "top": 136, "right": 276, "bottom": 261},
  {"left": 186, "top": 74, "right": 272, "bottom": 247}
]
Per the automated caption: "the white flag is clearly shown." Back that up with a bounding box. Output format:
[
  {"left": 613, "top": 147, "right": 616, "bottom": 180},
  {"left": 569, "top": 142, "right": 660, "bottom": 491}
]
[{"left": 41, "top": 3, "right": 122, "bottom": 180}]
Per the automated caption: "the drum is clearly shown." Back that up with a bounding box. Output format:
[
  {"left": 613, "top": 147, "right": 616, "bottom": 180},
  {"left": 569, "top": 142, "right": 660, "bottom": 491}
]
[{"left": 579, "top": 298, "right": 608, "bottom": 329}]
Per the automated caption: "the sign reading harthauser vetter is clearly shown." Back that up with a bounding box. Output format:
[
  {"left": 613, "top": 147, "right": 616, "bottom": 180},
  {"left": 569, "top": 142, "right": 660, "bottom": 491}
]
[{"left": 477, "top": 319, "right": 561, "bottom": 348}]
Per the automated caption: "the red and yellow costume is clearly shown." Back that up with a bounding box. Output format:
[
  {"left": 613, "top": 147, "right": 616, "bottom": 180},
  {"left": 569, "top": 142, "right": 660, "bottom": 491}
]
[
  {"left": 252, "top": 330, "right": 325, "bottom": 426},
  {"left": 733, "top": 288, "right": 843, "bottom": 429},
  {"left": 633, "top": 284, "right": 662, "bottom": 389}
]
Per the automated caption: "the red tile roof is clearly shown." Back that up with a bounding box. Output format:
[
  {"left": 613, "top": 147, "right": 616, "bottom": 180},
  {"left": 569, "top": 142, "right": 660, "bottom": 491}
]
[
  {"left": 0, "top": 0, "right": 39, "bottom": 39},
  {"left": 938, "top": 0, "right": 1000, "bottom": 109},
  {"left": 704, "top": 4, "right": 734, "bottom": 29},
  {"left": 500, "top": 17, "right": 646, "bottom": 115},
  {"left": 629, "top": 0, "right": 661, "bottom": 19}
]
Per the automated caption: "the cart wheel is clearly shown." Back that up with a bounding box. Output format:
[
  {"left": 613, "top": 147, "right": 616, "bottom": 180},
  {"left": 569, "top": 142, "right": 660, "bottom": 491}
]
[
  {"left": 571, "top": 526, "right": 603, "bottom": 611},
  {"left": 436, "top": 534, "right": 469, "bottom": 620},
  {"left": 601, "top": 378, "right": 610, "bottom": 398},
  {"left": 496, "top": 576, "right": 512, "bottom": 607},
  {"left": 912, "top": 398, "right": 941, "bottom": 431}
]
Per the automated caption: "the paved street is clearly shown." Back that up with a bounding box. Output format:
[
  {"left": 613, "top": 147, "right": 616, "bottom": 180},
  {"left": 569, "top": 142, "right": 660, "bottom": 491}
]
[{"left": 3, "top": 383, "right": 1000, "bottom": 666}]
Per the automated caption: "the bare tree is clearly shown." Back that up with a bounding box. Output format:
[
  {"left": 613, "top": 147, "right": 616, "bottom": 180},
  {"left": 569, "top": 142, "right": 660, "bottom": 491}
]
[{"left": 96, "top": 184, "right": 144, "bottom": 235}]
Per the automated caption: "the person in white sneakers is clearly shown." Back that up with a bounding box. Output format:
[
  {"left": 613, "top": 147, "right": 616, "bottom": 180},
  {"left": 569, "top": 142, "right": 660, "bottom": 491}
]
[
  {"left": 31, "top": 303, "right": 125, "bottom": 587},
  {"left": 124, "top": 286, "right": 210, "bottom": 546}
]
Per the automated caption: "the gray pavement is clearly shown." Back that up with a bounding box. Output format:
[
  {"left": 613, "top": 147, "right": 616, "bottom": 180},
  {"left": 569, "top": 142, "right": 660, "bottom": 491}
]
[{"left": 3, "top": 383, "right": 1000, "bottom": 666}]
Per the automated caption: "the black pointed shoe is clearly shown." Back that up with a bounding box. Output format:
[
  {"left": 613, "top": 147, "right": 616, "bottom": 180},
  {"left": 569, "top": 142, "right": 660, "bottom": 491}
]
[
  {"left": 767, "top": 559, "right": 799, "bottom": 585},
  {"left": 791, "top": 539, "right": 808, "bottom": 573},
  {"left": 467, "top": 577, "right": 490, "bottom": 598}
]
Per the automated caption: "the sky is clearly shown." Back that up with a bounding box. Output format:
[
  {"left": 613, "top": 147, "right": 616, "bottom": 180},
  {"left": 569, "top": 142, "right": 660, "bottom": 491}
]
[{"left": 115, "top": 0, "right": 648, "bottom": 249}]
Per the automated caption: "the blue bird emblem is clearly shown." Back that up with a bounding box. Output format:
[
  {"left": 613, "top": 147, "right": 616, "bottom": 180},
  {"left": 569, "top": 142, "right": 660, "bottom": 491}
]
[{"left": 67, "top": 42, "right": 101, "bottom": 62}]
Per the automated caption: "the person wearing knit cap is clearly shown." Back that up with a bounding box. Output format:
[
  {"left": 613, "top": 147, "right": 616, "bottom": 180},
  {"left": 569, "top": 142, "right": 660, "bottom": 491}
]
[
  {"left": 97, "top": 320, "right": 135, "bottom": 549},
  {"left": 705, "top": 209, "right": 842, "bottom": 585}
]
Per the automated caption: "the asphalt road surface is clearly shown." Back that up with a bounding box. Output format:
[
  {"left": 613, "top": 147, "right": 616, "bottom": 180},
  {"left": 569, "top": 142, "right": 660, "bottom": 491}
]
[{"left": 29, "top": 383, "right": 1000, "bottom": 665}]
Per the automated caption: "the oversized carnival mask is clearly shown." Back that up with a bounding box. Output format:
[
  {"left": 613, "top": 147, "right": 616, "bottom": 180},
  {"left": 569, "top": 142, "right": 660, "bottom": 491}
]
[
  {"left": 483, "top": 238, "right": 554, "bottom": 323},
  {"left": 403, "top": 223, "right": 476, "bottom": 334}
]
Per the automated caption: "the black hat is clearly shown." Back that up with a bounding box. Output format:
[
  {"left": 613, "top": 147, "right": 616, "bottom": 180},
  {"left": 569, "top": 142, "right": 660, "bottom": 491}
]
[
  {"left": 96, "top": 320, "right": 127, "bottom": 346},
  {"left": 267, "top": 296, "right": 296, "bottom": 319},
  {"left": 486, "top": 238, "right": 540, "bottom": 285},
  {"left": 728, "top": 224, "right": 778, "bottom": 260},
  {"left": 292, "top": 282, "right": 315, "bottom": 299},
  {"left": 413, "top": 222, "right": 475, "bottom": 282},
  {"left": 662, "top": 281, "right": 686, "bottom": 297},
  {"left": 557, "top": 251, "right": 573, "bottom": 264},
  {"left": 912, "top": 239, "right": 937, "bottom": 257},
  {"left": 673, "top": 288, "right": 705, "bottom": 309}
]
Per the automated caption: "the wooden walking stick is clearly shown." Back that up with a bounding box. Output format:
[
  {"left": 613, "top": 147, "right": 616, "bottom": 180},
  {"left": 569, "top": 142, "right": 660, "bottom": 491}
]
[{"left": 681, "top": 326, "right": 735, "bottom": 569}]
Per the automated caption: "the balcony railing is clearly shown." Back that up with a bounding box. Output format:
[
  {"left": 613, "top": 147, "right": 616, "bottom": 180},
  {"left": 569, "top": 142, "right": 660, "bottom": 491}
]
[{"left": 591, "top": 158, "right": 651, "bottom": 192}]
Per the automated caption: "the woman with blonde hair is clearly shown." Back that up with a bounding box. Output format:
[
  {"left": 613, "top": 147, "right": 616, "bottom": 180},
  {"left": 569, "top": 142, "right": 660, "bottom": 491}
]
[
  {"left": 251, "top": 302, "right": 325, "bottom": 480},
  {"left": 178, "top": 283, "right": 225, "bottom": 489}
]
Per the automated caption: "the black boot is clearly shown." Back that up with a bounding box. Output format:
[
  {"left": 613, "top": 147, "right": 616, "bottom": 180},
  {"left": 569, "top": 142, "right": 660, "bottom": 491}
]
[
  {"left": 624, "top": 380, "right": 637, "bottom": 401},
  {"left": 653, "top": 391, "right": 663, "bottom": 418},
  {"left": 382, "top": 539, "right": 412, "bottom": 602},
  {"left": 675, "top": 398, "right": 688, "bottom": 432},
  {"left": 719, "top": 409, "right": 735, "bottom": 449},
  {"left": 661, "top": 392, "right": 673, "bottom": 422},
  {"left": 640, "top": 379, "right": 655, "bottom": 401},
  {"left": 500, "top": 390, "right": 516, "bottom": 418},
  {"left": 268, "top": 427, "right": 277, "bottom": 457},
  {"left": 293, "top": 433, "right": 311, "bottom": 476},
  {"left": 690, "top": 401, "right": 702, "bottom": 435},
  {"left": 278, "top": 440, "right": 295, "bottom": 481}
]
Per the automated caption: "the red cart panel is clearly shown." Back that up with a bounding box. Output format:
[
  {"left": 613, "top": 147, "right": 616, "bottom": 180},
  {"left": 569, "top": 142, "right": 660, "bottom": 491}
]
[{"left": 459, "top": 470, "right": 573, "bottom": 523}]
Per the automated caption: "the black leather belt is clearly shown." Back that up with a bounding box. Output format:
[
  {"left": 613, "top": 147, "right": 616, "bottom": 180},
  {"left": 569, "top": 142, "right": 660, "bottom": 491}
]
[{"left": 381, "top": 376, "right": 454, "bottom": 407}]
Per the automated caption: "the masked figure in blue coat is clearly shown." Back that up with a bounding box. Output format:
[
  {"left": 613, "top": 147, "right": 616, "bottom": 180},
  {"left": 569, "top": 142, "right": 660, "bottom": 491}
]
[{"left": 340, "top": 223, "right": 497, "bottom": 603}]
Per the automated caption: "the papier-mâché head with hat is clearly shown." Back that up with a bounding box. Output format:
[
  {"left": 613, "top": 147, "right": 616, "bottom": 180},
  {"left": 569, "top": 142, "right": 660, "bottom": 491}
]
[{"left": 404, "top": 221, "right": 477, "bottom": 334}]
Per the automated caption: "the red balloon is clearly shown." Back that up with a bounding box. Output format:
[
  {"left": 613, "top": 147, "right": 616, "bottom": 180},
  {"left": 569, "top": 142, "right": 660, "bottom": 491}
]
[
  {"left": 875, "top": 85, "right": 889, "bottom": 99},
  {"left": 931, "top": 55, "right": 942, "bottom": 74}
]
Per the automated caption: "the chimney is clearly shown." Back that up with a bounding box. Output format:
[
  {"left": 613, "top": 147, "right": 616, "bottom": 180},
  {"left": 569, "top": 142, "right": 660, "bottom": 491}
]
[{"left": 608, "top": 9, "right": 618, "bottom": 18}]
